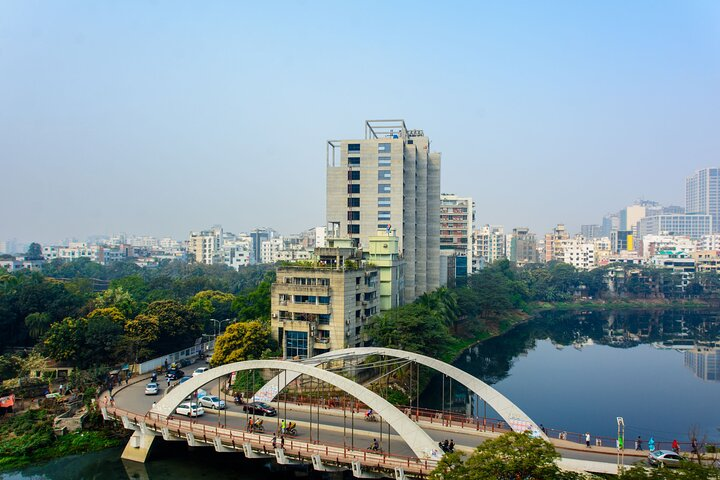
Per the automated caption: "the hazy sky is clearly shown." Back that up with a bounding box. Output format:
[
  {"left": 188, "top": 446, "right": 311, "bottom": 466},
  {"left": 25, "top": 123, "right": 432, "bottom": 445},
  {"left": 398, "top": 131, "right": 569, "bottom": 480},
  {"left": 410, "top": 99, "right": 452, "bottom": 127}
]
[{"left": 1, "top": 1, "right": 719, "bottom": 245}]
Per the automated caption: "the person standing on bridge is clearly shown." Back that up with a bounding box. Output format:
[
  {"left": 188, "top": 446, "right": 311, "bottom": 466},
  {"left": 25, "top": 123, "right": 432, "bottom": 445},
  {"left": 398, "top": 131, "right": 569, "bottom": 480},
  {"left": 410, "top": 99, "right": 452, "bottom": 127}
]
[
  {"left": 280, "top": 435, "right": 285, "bottom": 448},
  {"left": 272, "top": 434, "right": 276, "bottom": 449},
  {"left": 635, "top": 436, "right": 642, "bottom": 450},
  {"left": 585, "top": 432, "right": 591, "bottom": 448},
  {"left": 281, "top": 419, "right": 286, "bottom": 434},
  {"left": 672, "top": 439, "right": 680, "bottom": 453}
]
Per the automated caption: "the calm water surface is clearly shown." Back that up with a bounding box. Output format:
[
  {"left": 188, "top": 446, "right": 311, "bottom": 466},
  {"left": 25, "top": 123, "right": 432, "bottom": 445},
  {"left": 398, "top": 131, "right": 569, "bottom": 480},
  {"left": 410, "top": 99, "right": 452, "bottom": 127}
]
[{"left": 423, "top": 309, "right": 720, "bottom": 443}]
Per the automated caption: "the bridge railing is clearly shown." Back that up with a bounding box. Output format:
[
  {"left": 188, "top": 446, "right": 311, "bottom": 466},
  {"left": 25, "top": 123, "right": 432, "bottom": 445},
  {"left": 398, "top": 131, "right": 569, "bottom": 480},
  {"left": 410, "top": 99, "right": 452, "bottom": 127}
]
[{"left": 107, "top": 406, "right": 438, "bottom": 475}]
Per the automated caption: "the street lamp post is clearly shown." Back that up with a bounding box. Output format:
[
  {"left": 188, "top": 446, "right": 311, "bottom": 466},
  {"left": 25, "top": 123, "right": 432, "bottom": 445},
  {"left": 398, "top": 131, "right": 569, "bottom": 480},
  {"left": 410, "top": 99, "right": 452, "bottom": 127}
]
[
  {"left": 617, "top": 416, "right": 625, "bottom": 474},
  {"left": 209, "top": 318, "right": 233, "bottom": 340}
]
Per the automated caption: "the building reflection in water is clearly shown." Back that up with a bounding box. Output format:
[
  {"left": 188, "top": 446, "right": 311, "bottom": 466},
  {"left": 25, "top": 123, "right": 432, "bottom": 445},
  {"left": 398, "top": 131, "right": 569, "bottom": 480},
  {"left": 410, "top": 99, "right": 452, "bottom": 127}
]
[{"left": 685, "top": 346, "right": 720, "bottom": 381}]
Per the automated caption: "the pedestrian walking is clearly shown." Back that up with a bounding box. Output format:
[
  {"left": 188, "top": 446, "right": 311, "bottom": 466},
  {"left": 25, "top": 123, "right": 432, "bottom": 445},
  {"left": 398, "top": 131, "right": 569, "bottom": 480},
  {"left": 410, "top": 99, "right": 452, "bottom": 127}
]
[
  {"left": 672, "top": 439, "right": 680, "bottom": 453},
  {"left": 585, "top": 432, "right": 591, "bottom": 448},
  {"left": 103, "top": 395, "right": 109, "bottom": 406},
  {"left": 691, "top": 438, "right": 698, "bottom": 455},
  {"left": 635, "top": 436, "right": 642, "bottom": 451},
  {"left": 247, "top": 418, "right": 254, "bottom": 432},
  {"left": 272, "top": 434, "right": 277, "bottom": 448},
  {"left": 280, "top": 435, "right": 285, "bottom": 448},
  {"left": 540, "top": 423, "right": 546, "bottom": 434},
  {"left": 281, "top": 419, "right": 286, "bottom": 434},
  {"left": 110, "top": 395, "right": 115, "bottom": 407},
  {"left": 448, "top": 439, "right": 455, "bottom": 453}
]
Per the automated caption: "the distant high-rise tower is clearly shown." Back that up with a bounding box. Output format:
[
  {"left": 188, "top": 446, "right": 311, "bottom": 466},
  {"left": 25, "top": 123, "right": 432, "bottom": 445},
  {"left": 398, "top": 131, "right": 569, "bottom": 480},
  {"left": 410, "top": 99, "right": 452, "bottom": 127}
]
[
  {"left": 326, "top": 120, "right": 440, "bottom": 302},
  {"left": 686, "top": 168, "right": 720, "bottom": 233}
]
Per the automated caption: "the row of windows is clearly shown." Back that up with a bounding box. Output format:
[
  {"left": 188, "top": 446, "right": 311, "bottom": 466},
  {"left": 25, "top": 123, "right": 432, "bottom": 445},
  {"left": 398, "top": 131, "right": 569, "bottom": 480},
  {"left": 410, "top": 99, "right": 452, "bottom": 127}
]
[
  {"left": 347, "top": 170, "right": 392, "bottom": 181},
  {"left": 348, "top": 211, "right": 391, "bottom": 221},
  {"left": 347, "top": 184, "right": 392, "bottom": 194},
  {"left": 347, "top": 156, "right": 393, "bottom": 166},
  {"left": 348, "top": 197, "right": 391, "bottom": 208},
  {"left": 347, "top": 143, "right": 392, "bottom": 153}
]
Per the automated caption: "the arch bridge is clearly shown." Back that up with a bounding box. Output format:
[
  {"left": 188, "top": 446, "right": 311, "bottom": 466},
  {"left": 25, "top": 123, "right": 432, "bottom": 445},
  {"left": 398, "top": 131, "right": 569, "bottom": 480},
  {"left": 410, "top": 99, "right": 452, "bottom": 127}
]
[{"left": 104, "top": 348, "right": 545, "bottom": 479}]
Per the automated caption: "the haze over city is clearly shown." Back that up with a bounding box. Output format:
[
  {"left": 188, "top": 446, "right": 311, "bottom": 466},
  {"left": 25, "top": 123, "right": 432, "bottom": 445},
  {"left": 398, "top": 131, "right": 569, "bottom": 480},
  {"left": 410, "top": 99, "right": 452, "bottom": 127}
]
[{"left": 1, "top": 1, "right": 719, "bottom": 244}]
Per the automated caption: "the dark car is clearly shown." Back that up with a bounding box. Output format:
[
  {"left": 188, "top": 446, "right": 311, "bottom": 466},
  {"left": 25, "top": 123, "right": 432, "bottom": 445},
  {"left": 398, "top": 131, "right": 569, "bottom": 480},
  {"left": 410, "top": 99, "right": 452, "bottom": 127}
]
[
  {"left": 242, "top": 402, "right": 277, "bottom": 416},
  {"left": 167, "top": 369, "right": 184, "bottom": 380}
]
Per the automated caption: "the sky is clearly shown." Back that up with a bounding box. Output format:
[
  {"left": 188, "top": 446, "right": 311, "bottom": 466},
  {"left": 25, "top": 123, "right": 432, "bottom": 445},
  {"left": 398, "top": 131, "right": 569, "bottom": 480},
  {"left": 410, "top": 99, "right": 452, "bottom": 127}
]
[{"left": 1, "top": 0, "right": 719, "bottom": 245}]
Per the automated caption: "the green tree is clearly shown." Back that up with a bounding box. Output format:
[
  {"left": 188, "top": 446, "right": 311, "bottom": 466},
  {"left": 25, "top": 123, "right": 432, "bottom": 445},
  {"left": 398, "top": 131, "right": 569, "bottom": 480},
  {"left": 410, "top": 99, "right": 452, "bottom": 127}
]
[
  {"left": 87, "top": 306, "right": 126, "bottom": 324},
  {"left": 233, "top": 276, "right": 273, "bottom": 321},
  {"left": 430, "top": 431, "right": 584, "bottom": 480},
  {"left": 42, "top": 317, "right": 85, "bottom": 362},
  {"left": 94, "top": 286, "right": 138, "bottom": 317},
  {"left": 145, "top": 300, "right": 202, "bottom": 353},
  {"left": 24, "top": 312, "right": 52, "bottom": 340},
  {"left": 210, "top": 320, "right": 271, "bottom": 366},
  {"left": 124, "top": 314, "right": 160, "bottom": 362},
  {"left": 189, "top": 290, "right": 235, "bottom": 321},
  {"left": 25, "top": 243, "right": 43, "bottom": 261},
  {"left": 618, "top": 462, "right": 720, "bottom": 479}
]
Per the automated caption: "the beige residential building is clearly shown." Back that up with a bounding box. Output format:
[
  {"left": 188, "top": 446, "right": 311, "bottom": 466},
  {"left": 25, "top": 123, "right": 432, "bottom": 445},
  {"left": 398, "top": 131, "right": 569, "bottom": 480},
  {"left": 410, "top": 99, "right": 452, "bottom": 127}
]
[
  {"left": 692, "top": 250, "right": 720, "bottom": 273},
  {"left": 270, "top": 238, "right": 379, "bottom": 359},
  {"left": 188, "top": 226, "right": 223, "bottom": 265},
  {"left": 544, "top": 224, "right": 569, "bottom": 262},
  {"left": 326, "top": 120, "right": 440, "bottom": 302}
]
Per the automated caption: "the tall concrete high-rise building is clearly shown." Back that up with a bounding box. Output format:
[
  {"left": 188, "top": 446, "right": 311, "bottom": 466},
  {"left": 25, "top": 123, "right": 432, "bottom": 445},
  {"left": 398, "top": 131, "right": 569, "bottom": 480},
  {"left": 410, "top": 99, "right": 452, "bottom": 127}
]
[
  {"left": 327, "top": 120, "right": 440, "bottom": 302},
  {"left": 686, "top": 167, "right": 720, "bottom": 233},
  {"left": 188, "top": 226, "right": 223, "bottom": 265}
]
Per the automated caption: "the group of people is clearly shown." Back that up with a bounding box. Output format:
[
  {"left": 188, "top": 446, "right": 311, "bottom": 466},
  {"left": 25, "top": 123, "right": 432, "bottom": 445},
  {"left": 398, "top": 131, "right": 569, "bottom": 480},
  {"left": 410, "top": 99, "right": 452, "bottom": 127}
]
[{"left": 439, "top": 439, "right": 455, "bottom": 453}]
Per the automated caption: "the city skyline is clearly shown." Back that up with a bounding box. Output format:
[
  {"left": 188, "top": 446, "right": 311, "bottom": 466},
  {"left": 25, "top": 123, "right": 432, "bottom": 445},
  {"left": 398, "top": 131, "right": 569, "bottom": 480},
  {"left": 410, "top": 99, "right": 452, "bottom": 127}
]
[{"left": 2, "top": 1, "right": 719, "bottom": 244}]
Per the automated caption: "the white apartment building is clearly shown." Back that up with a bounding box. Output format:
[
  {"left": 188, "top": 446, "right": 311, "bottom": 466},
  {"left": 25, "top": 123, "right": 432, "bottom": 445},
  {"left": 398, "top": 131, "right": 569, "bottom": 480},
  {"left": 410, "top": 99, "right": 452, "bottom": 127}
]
[
  {"left": 42, "top": 243, "right": 103, "bottom": 263},
  {"left": 188, "top": 226, "right": 223, "bottom": 265},
  {"left": 698, "top": 234, "right": 720, "bottom": 251},
  {"left": 640, "top": 235, "right": 696, "bottom": 259},
  {"left": 222, "top": 235, "right": 253, "bottom": 271},
  {"left": 557, "top": 237, "right": 596, "bottom": 271},
  {"left": 440, "top": 194, "right": 474, "bottom": 276},
  {"left": 473, "top": 225, "right": 506, "bottom": 269},
  {"left": 326, "top": 120, "right": 440, "bottom": 302}
]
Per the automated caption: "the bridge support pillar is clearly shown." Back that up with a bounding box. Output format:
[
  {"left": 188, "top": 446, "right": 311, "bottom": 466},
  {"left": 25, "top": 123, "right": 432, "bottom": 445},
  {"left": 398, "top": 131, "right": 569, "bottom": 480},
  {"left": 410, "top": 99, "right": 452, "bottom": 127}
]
[
  {"left": 161, "top": 427, "right": 184, "bottom": 441},
  {"left": 186, "top": 432, "right": 211, "bottom": 447},
  {"left": 213, "top": 436, "right": 235, "bottom": 453},
  {"left": 121, "top": 430, "right": 156, "bottom": 463},
  {"left": 394, "top": 467, "right": 407, "bottom": 480},
  {"left": 311, "top": 454, "right": 345, "bottom": 472},
  {"left": 351, "top": 460, "right": 384, "bottom": 478},
  {"left": 275, "top": 448, "right": 301, "bottom": 465},
  {"left": 242, "top": 442, "right": 273, "bottom": 459}
]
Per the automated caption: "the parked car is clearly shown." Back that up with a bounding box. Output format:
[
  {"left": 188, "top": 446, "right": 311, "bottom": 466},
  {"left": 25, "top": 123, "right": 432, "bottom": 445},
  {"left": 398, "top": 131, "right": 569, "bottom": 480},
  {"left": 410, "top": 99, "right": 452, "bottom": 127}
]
[
  {"left": 175, "top": 402, "right": 204, "bottom": 417},
  {"left": 648, "top": 450, "right": 685, "bottom": 468},
  {"left": 198, "top": 395, "right": 226, "bottom": 410},
  {"left": 193, "top": 367, "right": 209, "bottom": 377},
  {"left": 144, "top": 382, "right": 159, "bottom": 395},
  {"left": 242, "top": 402, "right": 277, "bottom": 416},
  {"left": 167, "top": 369, "right": 184, "bottom": 380}
]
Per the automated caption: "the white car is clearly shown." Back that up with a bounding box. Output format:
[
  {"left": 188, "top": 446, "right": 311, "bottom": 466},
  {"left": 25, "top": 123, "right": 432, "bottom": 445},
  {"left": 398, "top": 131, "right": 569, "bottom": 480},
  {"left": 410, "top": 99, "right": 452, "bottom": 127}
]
[
  {"left": 193, "top": 367, "right": 209, "bottom": 377},
  {"left": 175, "top": 402, "right": 204, "bottom": 417},
  {"left": 144, "top": 382, "right": 159, "bottom": 395},
  {"left": 198, "top": 395, "right": 226, "bottom": 410}
]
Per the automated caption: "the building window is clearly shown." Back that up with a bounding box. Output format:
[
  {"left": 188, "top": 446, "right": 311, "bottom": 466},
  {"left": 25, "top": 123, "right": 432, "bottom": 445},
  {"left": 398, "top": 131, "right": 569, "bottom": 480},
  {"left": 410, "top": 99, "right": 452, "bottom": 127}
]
[
  {"left": 348, "top": 157, "right": 360, "bottom": 166},
  {"left": 378, "top": 170, "right": 391, "bottom": 181},
  {"left": 348, "top": 211, "right": 360, "bottom": 221},
  {"left": 378, "top": 156, "right": 391, "bottom": 167},
  {"left": 378, "top": 211, "right": 391, "bottom": 221},
  {"left": 348, "top": 170, "right": 360, "bottom": 181},
  {"left": 408, "top": 139, "right": 414, "bottom": 144},
  {"left": 378, "top": 197, "right": 391, "bottom": 207},
  {"left": 348, "top": 184, "right": 360, "bottom": 194},
  {"left": 348, "top": 143, "right": 360, "bottom": 152},
  {"left": 348, "top": 197, "right": 360, "bottom": 207},
  {"left": 348, "top": 225, "right": 360, "bottom": 234},
  {"left": 378, "top": 184, "right": 391, "bottom": 194},
  {"left": 318, "top": 296, "right": 330, "bottom": 305},
  {"left": 378, "top": 143, "right": 391, "bottom": 153},
  {"left": 319, "top": 314, "right": 331, "bottom": 325},
  {"left": 378, "top": 224, "right": 389, "bottom": 229},
  {"left": 286, "top": 331, "right": 308, "bottom": 358}
]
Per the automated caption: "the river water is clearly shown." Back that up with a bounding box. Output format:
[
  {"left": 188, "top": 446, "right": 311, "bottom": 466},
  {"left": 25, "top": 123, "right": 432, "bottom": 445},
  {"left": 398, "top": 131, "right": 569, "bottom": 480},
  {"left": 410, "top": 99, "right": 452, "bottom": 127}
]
[
  {"left": 5, "top": 309, "right": 719, "bottom": 478},
  {"left": 423, "top": 309, "right": 720, "bottom": 444}
]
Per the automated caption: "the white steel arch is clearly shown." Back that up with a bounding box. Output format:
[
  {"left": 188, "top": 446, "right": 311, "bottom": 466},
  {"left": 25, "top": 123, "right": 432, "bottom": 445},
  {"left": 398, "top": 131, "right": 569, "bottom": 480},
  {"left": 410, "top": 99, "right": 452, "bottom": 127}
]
[
  {"left": 152, "top": 359, "right": 438, "bottom": 458},
  {"left": 255, "top": 347, "right": 546, "bottom": 439}
]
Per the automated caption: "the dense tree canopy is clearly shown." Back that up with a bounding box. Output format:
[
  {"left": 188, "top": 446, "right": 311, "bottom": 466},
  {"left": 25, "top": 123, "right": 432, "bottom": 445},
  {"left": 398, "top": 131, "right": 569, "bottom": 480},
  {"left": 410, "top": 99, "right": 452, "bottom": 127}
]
[
  {"left": 429, "top": 432, "right": 583, "bottom": 480},
  {"left": 210, "top": 321, "right": 271, "bottom": 366}
]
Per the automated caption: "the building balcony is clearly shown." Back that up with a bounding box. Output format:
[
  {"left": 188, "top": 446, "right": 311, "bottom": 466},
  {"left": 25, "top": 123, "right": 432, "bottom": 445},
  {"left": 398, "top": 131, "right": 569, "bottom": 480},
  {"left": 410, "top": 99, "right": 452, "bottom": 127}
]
[{"left": 275, "top": 284, "right": 331, "bottom": 295}]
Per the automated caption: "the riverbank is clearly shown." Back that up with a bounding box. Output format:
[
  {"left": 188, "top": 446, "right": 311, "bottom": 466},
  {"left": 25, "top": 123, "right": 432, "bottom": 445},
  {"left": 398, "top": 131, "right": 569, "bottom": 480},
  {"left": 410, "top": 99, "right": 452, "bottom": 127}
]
[
  {"left": 441, "top": 298, "right": 715, "bottom": 364},
  {"left": 0, "top": 406, "right": 126, "bottom": 472}
]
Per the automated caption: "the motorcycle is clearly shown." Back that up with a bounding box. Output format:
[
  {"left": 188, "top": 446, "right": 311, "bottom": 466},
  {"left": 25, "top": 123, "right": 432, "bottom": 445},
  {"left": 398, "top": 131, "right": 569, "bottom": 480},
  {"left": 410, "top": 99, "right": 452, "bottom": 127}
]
[
  {"left": 250, "top": 419, "right": 264, "bottom": 433},
  {"left": 364, "top": 413, "right": 378, "bottom": 422}
]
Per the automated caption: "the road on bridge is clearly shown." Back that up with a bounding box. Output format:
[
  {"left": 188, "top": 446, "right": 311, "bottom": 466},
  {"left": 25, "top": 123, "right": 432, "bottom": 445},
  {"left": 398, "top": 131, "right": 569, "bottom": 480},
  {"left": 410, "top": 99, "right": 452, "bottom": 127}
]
[{"left": 113, "top": 361, "right": 646, "bottom": 471}]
